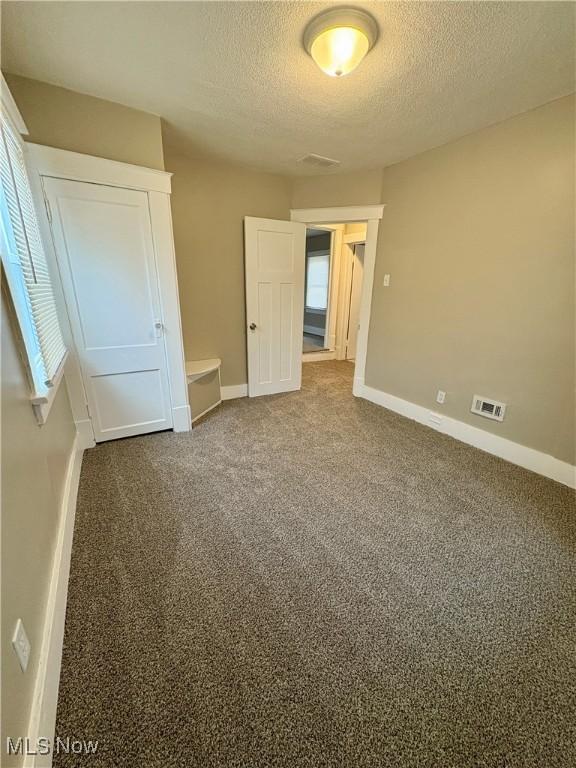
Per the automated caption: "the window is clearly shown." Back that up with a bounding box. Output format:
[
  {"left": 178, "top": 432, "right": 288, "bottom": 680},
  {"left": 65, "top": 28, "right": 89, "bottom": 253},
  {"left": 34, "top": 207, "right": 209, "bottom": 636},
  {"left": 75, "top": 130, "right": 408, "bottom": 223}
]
[
  {"left": 305, "top": 252, "right": 330, "bottom": 310},
  {"left": 0, "top": 89, "right": 67, "bottom": 420}
]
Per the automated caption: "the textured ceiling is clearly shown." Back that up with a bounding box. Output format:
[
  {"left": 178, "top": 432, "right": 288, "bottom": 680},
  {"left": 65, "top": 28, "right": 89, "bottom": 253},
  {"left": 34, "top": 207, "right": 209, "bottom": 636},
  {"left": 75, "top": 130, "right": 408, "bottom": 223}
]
[{"left": 2, "top": 1, "right": 574, "bottom": 175}]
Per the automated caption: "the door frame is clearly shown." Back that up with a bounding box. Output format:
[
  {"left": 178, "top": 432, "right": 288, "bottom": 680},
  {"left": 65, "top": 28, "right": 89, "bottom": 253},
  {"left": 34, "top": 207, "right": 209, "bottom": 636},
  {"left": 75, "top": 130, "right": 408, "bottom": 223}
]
[
  {"left": 340, "top": 233, "right": 366, "bottom": 361},
  {"left": 291, "top": 205, "right": 384, "bottom": 396},
  {"left": 25, "top": 143, "right": 191, "bottom": 448}
]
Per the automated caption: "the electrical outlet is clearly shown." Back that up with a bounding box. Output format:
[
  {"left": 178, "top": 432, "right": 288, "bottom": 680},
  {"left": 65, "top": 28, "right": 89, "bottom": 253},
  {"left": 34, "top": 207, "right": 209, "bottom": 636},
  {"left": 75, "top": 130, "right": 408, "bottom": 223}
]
[
  {"left": 383, "top": 274, "right": 391, "bottom": 287},
  {"left": 436, "top": 390, "right": 446, "bottom": 404},
  {"left": 12, "top": 619, "right": 31, "bottom": 672}
]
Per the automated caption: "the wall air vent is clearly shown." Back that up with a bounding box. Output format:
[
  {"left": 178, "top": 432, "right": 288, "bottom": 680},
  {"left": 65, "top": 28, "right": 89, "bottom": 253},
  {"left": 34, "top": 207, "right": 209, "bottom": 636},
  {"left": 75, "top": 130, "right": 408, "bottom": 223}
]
[
  {"left": 298, "top": 153, "right": 341, "bottom": 169},
  {"left": 471, "top": 395, "right": 506, "bottom": 422}
]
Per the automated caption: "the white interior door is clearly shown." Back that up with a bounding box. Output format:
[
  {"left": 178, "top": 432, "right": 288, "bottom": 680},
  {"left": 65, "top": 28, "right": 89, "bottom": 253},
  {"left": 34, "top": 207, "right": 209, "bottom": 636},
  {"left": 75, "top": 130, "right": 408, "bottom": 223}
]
[
  {"left": 43, "top": 178, "right": 173, "bottom": 442},
  {"left": 346, "top": 243, "right": 365, "bottom": 360},
  {"left": 245, "top": 217, "right": 306, "bottom": 396}
]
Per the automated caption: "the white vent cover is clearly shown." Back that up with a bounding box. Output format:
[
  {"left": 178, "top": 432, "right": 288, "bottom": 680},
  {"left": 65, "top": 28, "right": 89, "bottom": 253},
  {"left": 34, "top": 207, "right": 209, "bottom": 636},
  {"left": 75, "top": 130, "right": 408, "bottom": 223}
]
[
  {"left": 471, "top": 394, "right": 506, "bottom": 422},
  {"left": 298, "top": 153, "right": 341, "bottom": 168}
]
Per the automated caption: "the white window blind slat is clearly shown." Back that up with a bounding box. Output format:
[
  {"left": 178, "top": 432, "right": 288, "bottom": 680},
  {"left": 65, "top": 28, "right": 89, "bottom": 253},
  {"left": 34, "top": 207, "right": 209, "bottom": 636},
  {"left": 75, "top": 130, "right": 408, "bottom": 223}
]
[
  {"left": 0, "top": 115, "right": 67, "bottom": 390},
  {"left": 0, "top": 136, "right": 32, "bottom": 272}
]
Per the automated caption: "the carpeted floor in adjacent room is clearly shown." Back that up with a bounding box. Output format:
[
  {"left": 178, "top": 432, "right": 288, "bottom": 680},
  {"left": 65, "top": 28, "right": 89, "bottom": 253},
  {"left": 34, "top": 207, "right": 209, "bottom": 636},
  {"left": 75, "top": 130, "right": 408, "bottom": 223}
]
[{"left": 54, "top": 361, "right": 576, "bottom": 768}]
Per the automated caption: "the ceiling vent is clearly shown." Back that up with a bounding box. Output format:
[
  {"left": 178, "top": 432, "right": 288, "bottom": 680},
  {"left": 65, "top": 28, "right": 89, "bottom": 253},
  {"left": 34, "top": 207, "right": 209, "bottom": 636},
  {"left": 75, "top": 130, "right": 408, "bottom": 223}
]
[
  {"left": 298, "top": 153, "right": 341, "bottom": 169},
  {"left": 471, "top": 395, "right": 506, "bottom": 422}
]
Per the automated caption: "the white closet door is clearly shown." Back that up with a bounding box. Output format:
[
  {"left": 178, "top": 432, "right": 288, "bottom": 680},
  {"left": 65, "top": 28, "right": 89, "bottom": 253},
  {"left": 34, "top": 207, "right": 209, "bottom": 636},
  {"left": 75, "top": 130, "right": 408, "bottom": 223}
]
[
  {"left": 244, "top": 217, "right": 306, "bottom": 396},
  {"left": 43, "top": 178, "right": 173, "bottom": 442}
]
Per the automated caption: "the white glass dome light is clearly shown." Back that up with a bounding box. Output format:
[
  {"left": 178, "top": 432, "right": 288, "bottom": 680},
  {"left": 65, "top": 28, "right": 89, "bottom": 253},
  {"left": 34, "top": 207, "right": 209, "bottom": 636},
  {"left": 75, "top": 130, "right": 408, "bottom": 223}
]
[{"left": 303, "top": 8, "right": 379, "bottom": 78}]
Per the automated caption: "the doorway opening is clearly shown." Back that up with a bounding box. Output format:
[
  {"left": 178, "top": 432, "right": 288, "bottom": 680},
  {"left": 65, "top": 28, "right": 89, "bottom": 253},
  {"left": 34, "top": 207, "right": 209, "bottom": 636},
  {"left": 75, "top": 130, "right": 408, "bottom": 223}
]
[
  {"left": 291, "top": 205, "right": 384, "bottom": 396},
  {"left": 244, "top": 205, "right": 383, "bottom": 399},
  {"left": 301, "top": 222, "right": 368, "bottom": 379}
]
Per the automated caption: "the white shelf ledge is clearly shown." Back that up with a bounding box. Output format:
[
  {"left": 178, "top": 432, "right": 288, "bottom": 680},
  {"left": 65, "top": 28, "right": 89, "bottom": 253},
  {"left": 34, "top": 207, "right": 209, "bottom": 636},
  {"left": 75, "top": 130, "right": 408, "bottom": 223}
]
[{"left": 185, "top": 357, "right": 221, "bottom": 383}]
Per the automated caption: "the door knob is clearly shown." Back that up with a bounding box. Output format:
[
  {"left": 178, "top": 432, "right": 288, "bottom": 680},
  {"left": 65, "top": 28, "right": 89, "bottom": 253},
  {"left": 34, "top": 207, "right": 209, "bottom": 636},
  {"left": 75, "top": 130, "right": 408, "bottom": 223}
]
[{"left": 249, "top": 322, "right": 257, "bottom": 330}]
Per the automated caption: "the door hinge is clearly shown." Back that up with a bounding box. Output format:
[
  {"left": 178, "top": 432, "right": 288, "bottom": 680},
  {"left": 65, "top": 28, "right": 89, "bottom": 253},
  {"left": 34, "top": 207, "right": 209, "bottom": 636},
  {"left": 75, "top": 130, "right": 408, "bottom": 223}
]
[{"left": 85, "top": 401, "right": 92, "bottom": 419}]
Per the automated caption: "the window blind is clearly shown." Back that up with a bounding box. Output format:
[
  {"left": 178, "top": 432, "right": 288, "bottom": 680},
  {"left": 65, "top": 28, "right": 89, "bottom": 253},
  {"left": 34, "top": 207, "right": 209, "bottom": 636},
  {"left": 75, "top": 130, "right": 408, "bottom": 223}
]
[{"left": 0, "top": 115, "right": 66, "bottom": 389}]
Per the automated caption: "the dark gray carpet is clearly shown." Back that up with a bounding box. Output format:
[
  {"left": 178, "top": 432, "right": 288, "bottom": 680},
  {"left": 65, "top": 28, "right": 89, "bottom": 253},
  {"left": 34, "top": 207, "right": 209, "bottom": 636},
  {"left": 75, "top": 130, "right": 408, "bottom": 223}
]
[{"left": 55, "top": 361, "right": 576, "bottom": 768}]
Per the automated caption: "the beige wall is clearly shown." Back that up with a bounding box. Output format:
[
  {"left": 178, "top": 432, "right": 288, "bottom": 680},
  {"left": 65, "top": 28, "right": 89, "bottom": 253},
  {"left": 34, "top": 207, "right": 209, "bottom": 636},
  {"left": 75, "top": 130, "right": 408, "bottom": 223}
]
[
  {"left": 291, "top": 168, "right": 383, "bottom": 209},
  {"left": 345, "top": 223, "right": 367, "bottom": 236},
  {"left": 366, "top": 95, "right": 575, "bottom": 464},
  {"left": 4, "top": 73, "right": 164, "bottom": 170},
  {"left": 165, "top": 147, "right": 291, "bottom": 386},
  {"left": 1, "top": 292, "right": 76, "bottom": 767}
]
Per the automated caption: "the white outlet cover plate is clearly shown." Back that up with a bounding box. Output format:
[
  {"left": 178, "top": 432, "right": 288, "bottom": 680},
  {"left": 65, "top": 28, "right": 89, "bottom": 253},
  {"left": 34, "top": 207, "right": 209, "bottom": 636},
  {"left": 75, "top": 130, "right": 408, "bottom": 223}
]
[
  {"left": 383, "top": 274, "right": 391, "bottom": 286},
  {"left": 436, "top": 390, "right": 446, "bottom": 404},
  {"left": 12, "top": 618, "right": 31, "bottom": 672}
]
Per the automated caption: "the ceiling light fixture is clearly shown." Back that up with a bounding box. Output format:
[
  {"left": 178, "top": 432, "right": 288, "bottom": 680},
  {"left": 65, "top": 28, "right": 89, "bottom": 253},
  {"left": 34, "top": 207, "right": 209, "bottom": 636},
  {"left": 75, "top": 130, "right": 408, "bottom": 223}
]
[{"left": 303, "top": 7, "right": 379, "bottom": 77}]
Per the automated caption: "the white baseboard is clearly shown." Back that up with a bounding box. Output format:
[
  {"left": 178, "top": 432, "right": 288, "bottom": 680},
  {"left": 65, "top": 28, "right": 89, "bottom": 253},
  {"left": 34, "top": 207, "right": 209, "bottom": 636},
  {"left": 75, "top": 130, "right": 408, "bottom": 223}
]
[
  {"left": 352, "top": 376, "right": 364, "bottom": 396},
  {"left": 302, "top": 350, "right": 336, "bottom": 362},
  {"left": 74, "top": 419, "right": 95, "bottom": 450},
  {"left": 357, "top": 382, "right": 576, "bottom": 489},
  {"left": 25, "top": 434, "right": 84, "bottom": 768},
  {"left": 192, "top": 400, "right": 222, "bottom": 423},
  {"left": 172, "top": 403, "right": 192, "bottom": 432},
  {"left": 221, "top": 383, "right": 248, "bottom": 400}
]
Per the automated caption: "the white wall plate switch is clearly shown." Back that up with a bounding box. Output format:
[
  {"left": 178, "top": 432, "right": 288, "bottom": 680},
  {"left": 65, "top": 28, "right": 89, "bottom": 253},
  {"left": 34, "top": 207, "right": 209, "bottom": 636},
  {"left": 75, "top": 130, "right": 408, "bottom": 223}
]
[
  {"left": 12, "top": 618, "right": 31, "bottom": 672},
  {"left": 383, "top": 274, "right": 391, "bottom": 287},
  {"left": 436, "top": 390, "right": 446, "bottom": 404}
]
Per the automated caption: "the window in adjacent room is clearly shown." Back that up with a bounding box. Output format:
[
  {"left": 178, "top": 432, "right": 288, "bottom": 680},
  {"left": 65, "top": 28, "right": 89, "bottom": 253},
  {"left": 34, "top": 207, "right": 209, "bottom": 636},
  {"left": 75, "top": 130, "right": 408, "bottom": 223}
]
[{"left": 305, "top": 251, "right": 330, "bottom": 310}]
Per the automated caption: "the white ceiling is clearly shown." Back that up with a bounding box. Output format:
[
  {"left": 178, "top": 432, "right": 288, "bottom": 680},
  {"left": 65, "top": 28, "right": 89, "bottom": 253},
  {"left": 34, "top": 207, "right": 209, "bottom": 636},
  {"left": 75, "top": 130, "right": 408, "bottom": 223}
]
[{"left": 2, "top": 1, "right": 574, "bottom": 175}]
